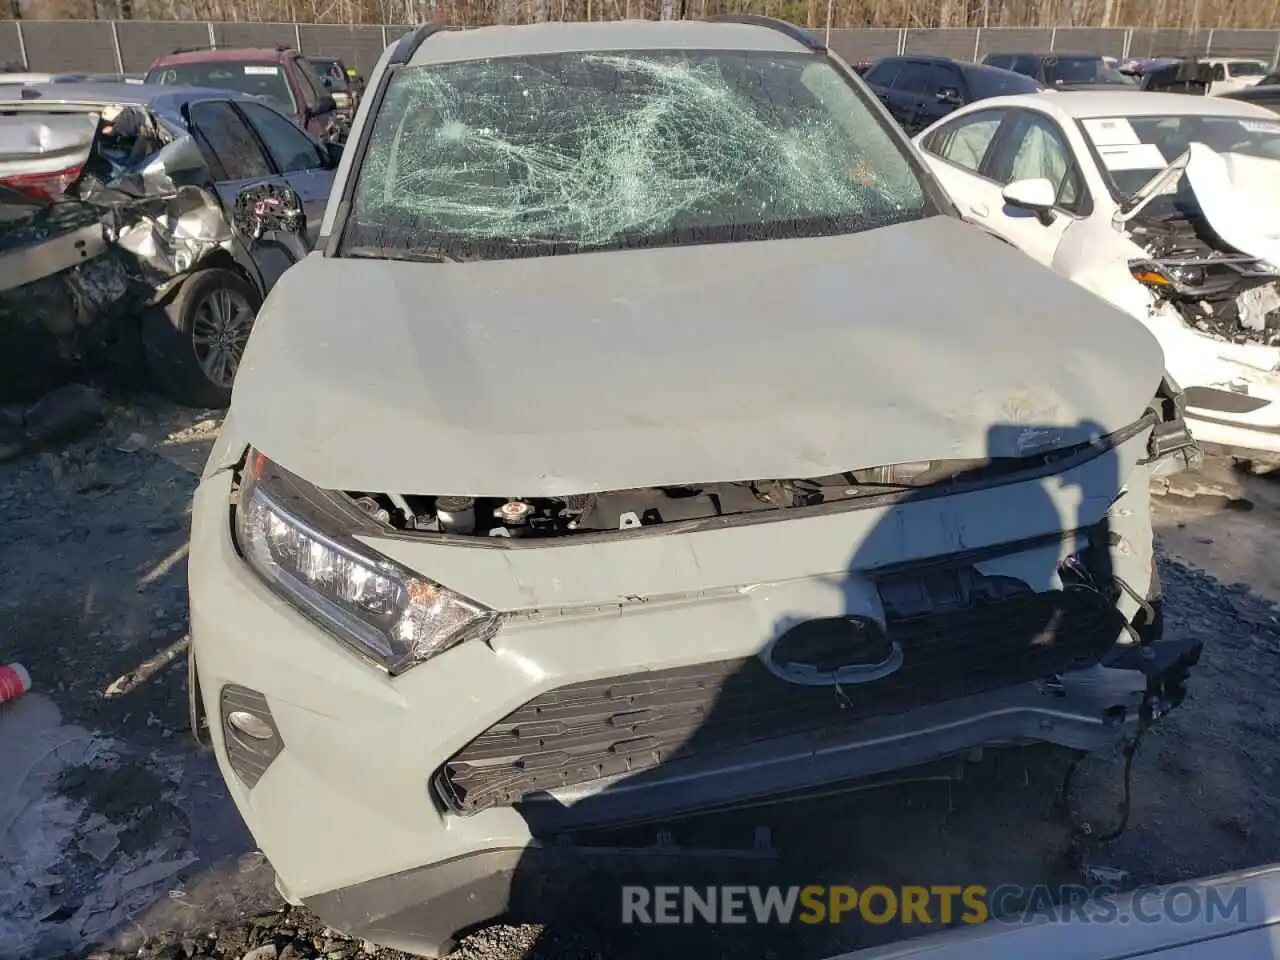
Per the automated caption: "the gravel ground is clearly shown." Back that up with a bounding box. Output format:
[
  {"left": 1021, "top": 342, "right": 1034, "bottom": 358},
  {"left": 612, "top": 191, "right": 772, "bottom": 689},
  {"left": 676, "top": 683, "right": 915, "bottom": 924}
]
[{"left": 3, "top": 392, "right": 1280, "bottom": 960}]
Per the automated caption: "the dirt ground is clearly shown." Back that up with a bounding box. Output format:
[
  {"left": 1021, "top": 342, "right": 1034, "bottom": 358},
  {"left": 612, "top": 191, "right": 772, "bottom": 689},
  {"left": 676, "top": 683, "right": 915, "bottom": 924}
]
[{"left": 3, "top": 395, "right": 1280, "bottom": 960}]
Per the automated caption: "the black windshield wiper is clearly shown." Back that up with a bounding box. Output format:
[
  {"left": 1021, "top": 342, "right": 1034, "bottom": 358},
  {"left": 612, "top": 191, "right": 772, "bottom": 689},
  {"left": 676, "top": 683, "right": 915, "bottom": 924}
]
[{"left": 342, "top": 244, "right": 465, "bottom": 263}]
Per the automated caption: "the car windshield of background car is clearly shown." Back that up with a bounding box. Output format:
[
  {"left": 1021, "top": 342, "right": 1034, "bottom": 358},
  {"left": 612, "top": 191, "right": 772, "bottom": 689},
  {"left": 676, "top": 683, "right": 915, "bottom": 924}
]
[{"left": 145, "top": 62, "right": 295, "bottom": 113}]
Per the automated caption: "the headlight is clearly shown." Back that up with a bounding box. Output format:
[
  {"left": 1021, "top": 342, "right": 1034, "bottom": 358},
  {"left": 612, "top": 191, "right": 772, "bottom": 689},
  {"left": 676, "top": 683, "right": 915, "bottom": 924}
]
[
  {"left": 1129, "top": 261, "right": 1173, "bottom": 290},
  {"left": 233, "top": 449, "right": 500, "bottom": 674}
]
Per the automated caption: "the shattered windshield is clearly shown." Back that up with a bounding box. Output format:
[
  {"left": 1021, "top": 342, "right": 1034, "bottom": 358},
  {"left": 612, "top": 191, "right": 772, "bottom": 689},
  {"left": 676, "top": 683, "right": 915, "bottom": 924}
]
[
  {"left": 1044, "top": 55, "right": 1134, "bottom": 86},
  {"left": 343, "top": 50, "right": 930, "bottom": 260},
  {"left": 1081, "top": 112, "right": 1280, "bottom": 197},
  {"left": 145, "top": 62, "right": 295, "bottom": 113}
]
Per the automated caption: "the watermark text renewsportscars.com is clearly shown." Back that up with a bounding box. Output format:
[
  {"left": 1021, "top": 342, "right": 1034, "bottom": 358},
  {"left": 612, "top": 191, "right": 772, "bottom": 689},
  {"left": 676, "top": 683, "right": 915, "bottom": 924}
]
[{"left": 621, "top": 884, "right": 1249, "bottom": 926}]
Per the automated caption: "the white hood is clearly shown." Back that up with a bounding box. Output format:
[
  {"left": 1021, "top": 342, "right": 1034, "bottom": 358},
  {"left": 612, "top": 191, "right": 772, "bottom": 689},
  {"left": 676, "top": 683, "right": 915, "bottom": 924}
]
[
  {"left": 1184, "top": 141, "right": 1280, "bottom": 267},
  {"left": 230, "top": 215, "right": 1166, "bottom": 497}
]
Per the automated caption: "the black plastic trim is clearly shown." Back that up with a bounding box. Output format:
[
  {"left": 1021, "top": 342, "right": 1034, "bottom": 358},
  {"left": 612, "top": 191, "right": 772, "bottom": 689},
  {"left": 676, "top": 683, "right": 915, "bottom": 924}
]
[
  {"left": 219, "top": 684, "right": 284, "bottom": 789},
  {"left": 704, "top": 13, "right": 826, "bottom": 52},
  {"left": 324, "top": 25, "right": 456, "bottom": 255},
  {"left": 323, "top": 68, "right": 397, "bottom": 256},
  {"left": 390, "top": 23, "right": 454, "bottom": 65},
  {"left": 362, "top": 413, "right": 1154, "bottom": 551},
  {"left": 188, "top": 649, "right": 211, "bottom": 749},
  {"left": 308, "top": 844, "right": 777, "bottom": 956},
  {"left": 1184, "top": 385, "right": 1271, "bottom": 415}
]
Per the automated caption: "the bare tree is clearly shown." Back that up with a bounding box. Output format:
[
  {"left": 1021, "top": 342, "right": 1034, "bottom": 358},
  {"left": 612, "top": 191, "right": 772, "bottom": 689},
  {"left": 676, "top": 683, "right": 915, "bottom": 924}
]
[{"left": 6, "top": 0, "right": 1280, "bottom": 33}]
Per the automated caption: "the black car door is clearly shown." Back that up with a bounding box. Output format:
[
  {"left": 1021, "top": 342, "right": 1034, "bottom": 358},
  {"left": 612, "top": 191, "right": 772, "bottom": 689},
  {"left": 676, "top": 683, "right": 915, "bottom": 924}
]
[
  {"left": 862, "top": 59, "right": 903, "bottom": 110},
  {"left": 919, "top": 62, "right": 966, "bottom": 128},
  {"left": 889, "top": 61, "right": 937, "bottom": 134}
]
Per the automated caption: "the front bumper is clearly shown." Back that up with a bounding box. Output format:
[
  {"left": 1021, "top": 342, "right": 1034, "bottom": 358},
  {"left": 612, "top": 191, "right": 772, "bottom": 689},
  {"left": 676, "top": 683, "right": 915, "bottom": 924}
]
[
  {"left": 1135, "top": 302, "right": 1280, "bottom": 456},
  {"left": 189, "top": 431, "right": 1198, "bottom": 955}
]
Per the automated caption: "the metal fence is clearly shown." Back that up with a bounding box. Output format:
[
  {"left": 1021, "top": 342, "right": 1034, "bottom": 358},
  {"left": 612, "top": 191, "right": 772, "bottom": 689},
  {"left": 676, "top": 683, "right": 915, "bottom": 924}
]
[{"left": 1, "top": 20, "right": 1278, "bottom": 78}]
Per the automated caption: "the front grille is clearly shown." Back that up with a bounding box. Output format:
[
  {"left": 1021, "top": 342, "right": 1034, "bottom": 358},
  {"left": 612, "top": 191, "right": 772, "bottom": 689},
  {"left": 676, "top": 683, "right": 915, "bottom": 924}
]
[{"left": 436, "top": 588, "right": 1124, "bottom": 815}]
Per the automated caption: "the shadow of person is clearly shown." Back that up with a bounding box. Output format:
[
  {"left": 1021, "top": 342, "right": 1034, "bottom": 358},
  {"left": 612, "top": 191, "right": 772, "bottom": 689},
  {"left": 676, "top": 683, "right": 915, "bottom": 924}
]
[{"left": 431, "top": 419, "right": 1178, "bottom": 956}]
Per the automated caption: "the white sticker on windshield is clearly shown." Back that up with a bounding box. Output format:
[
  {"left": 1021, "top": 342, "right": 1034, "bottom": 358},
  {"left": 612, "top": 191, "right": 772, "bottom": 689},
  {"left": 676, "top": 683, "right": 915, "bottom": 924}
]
[
  {"left": 1098, "top": 143, "right": 1168, "bottom": 171},
  {"left": 1241, "top": 119, "right": 1280, "bottom": 134},
  {"left": 244, "top": 65, "right": 279, "bottom": 75},
  {"left": 1083, "top": 117, "right": 1140, "bottom": 146}
]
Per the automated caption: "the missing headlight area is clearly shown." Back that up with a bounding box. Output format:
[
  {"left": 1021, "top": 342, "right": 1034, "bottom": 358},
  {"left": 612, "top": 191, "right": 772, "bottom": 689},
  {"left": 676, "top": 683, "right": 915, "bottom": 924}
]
[
  {"left": 343, "top": 49, "right": 929, "bottom": 259},
  {"left": 1128, "top": 223, "right": 1280, "bottom": 346},
  {"left": 344, "top": 452, "right": 1096, "bottom": 539},
  {"left": 1121, "top": 140, "right": 1280, "bottom": 346}
]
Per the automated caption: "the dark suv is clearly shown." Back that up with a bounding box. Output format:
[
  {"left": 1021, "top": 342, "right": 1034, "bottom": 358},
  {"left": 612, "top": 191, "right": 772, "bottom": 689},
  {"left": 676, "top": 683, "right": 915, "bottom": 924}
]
[
  {"left": 145, "top": 46, "right": 339, "bottom": 140},
  {"left": 861, "top": 55, "right": 1042, "bottom": 133},
  {"left": 981, "top": 52, "right": 1135, "bottom": 89}
]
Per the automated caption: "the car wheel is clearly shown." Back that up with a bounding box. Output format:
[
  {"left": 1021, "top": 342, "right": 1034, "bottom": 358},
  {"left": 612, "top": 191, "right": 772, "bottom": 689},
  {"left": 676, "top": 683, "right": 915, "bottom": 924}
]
[{"left": 143, "top": 268, "right": 261, "bottom": 409}]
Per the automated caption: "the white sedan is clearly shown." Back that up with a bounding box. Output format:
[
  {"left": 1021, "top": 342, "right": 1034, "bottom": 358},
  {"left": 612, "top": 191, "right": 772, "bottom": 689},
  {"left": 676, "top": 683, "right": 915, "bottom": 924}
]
[
  {"left": 1202, "top": 57, "right": 1271, "bottom": 96},
  {"left": 913, "top": 90, "right": 1280, "bottom": 456}
]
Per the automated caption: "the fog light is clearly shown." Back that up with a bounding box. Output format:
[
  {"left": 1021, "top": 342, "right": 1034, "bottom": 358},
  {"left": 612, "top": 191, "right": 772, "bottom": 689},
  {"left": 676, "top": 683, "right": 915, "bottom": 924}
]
[
  {"left": 220, "top": 684, "right": 283, "bottom": 789},
  {"left": 227, "top": 710, "right": 274, "bottom": 740}
]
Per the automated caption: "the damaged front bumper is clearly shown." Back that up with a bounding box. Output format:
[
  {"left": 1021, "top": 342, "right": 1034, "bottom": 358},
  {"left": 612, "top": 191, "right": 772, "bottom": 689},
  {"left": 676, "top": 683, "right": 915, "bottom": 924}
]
[
  {"left": 189, "top": 412, "right": 1202, "bottom": 955},
  {"left": 1130, "top": 300, "right": 1280, "bottom": 455}
]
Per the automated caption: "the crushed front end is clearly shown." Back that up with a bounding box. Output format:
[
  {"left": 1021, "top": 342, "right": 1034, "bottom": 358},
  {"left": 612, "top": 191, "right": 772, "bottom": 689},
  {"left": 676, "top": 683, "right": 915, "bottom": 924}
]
[
  {"left": 189, "top": 393, "right": 1201, "bottom": 956},
  {"left": 1117, "top": 141, "right": 1280, "bottom": 453},
  {"left": 0, "top": 100, "right": 240, "bottom": 400}
]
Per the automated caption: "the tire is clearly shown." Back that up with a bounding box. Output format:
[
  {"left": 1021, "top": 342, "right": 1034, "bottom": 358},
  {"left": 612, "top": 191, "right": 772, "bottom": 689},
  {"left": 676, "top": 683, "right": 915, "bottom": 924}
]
[{"left": 142, "top": 268, "right": 261, "bottom": 409}]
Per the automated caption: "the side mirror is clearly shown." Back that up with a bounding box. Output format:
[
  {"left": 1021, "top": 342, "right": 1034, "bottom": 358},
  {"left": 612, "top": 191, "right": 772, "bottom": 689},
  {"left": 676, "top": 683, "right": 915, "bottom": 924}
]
[
  {"left": 234, "top": 182, "right": 305, "bottom": 241},
  {"left": 323, "top": 140, "right": 343, "bottom": 168},
  {"left": 1002, "top": 177, "right": 1057, "bottom": 218},
  {"left": 310, "top": 93, "right": 337, "bottom": 116},
  {"left": 322, "top": 75, "right": 333, "bottom": 89},
  {"left": 936, "top": 85, "right": 963, "bottom": 106}
]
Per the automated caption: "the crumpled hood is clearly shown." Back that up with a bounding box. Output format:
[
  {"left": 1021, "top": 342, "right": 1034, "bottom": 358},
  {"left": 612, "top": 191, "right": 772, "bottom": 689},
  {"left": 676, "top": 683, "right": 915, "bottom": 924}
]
[
  {"left": 231, "top": 215, "right": 1165, "bottom": 496},
  {"left": 1184, "top": 141, "right": 1280, "bottom": 267}
]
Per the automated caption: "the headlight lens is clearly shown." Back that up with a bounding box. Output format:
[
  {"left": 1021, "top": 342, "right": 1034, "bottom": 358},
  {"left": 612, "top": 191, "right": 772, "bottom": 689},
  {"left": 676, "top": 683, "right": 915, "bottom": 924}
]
[
  {"left": 234, "top": 450, "right": 499, "bottom": 674},
  {"left": 1129, "top": 262, "right": 1172, "bottom": 289}
]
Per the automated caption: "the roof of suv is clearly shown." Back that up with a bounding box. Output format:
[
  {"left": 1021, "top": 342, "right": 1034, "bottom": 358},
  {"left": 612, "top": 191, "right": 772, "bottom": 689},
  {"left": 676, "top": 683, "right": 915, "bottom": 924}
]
[
  {"left": 403, "top": 20, "right": 816, "bottom": 65},
  {"left": 986, "top": 51, "right": 1107, "bottom": 59},
  {"left": 150, "top": 46, "right": 298, "bottom": 67}
]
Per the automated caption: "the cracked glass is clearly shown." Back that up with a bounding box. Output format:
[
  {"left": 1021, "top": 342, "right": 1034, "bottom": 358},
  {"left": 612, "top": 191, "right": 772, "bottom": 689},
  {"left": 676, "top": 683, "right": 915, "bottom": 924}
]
[{"left": 344, "top": 50, "right": 930, "bottom": 260}]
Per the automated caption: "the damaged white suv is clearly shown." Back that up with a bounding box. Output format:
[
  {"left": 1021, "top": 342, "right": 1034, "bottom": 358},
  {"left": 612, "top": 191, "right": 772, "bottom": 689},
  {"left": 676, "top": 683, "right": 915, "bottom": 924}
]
[
  {"left": 188, "top": 18, "right": 1202, "bottom": 956},
  {"left": 914, "top": 91, "right": 1280, "bottom": 457}
]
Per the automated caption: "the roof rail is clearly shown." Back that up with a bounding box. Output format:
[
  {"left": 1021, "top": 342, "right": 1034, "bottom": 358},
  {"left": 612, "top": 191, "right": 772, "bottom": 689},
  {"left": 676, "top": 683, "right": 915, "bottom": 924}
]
[
  {"left": 169, "top": 43, "right": 294, "bottom": 55},
  {"left": 389, "top": 23, "right": 456, "bottom": 65},
  {"left": 704, "top": 14, "right": 826, "bottom": 53}
]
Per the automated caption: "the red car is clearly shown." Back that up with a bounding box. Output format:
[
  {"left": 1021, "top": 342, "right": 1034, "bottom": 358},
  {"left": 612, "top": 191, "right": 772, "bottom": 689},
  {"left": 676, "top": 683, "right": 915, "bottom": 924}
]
[{"left": 145, "top": 46, "right": 339, "bottom": 141}]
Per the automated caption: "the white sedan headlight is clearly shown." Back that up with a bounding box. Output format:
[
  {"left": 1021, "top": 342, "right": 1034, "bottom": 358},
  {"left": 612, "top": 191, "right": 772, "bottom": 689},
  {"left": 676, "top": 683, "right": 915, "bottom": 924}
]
[{"left": 234, "top": 449, "right": 500, "bottom": 674}]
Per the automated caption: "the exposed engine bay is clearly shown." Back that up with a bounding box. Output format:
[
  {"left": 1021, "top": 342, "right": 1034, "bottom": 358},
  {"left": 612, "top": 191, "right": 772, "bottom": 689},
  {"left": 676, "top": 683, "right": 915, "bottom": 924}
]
[
  {"left": 343, "top": 448, "right": 1110, "bottom": 539},
  {"left": 1123, "top": 143, "right": 1280, "bottom": 347},
  {"left": 1127, "top": 215, "right": 1280, "bottom": 345}
]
